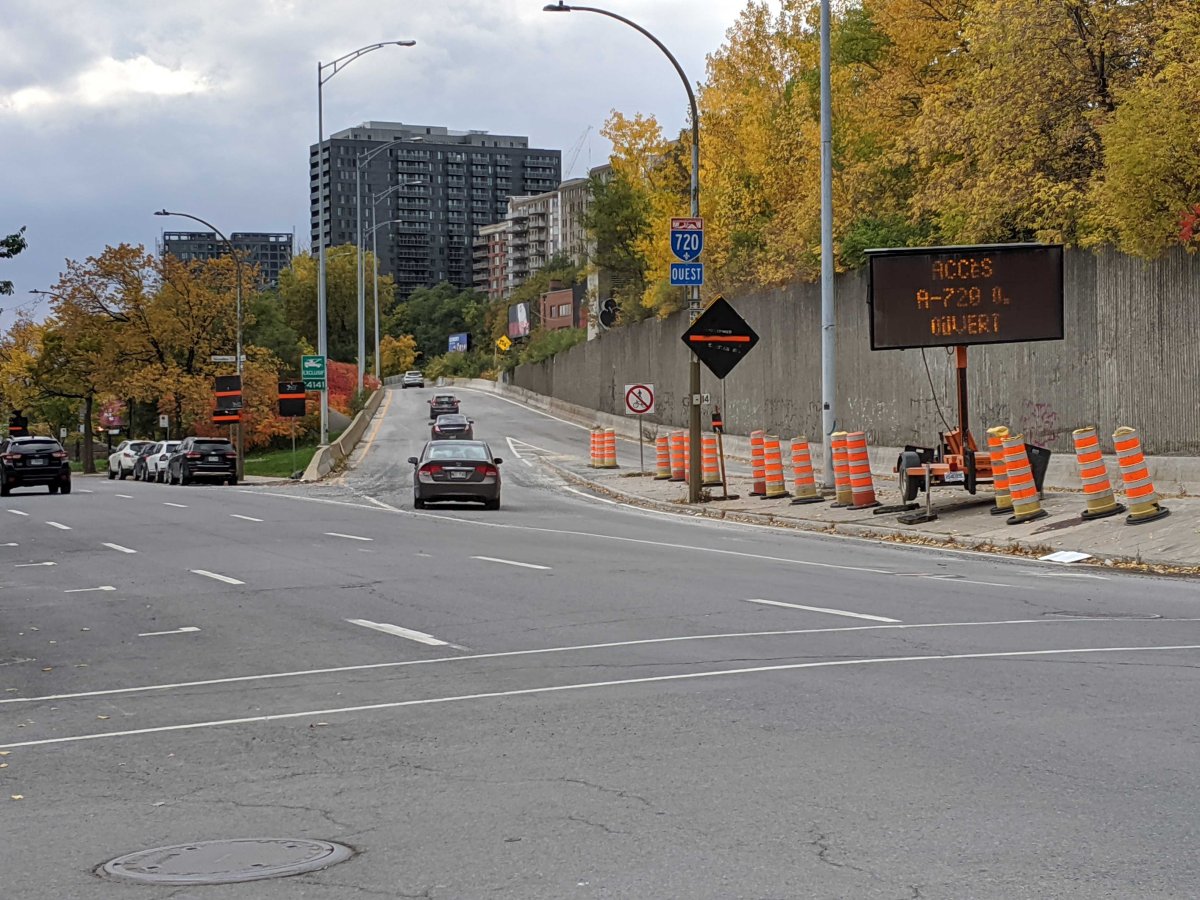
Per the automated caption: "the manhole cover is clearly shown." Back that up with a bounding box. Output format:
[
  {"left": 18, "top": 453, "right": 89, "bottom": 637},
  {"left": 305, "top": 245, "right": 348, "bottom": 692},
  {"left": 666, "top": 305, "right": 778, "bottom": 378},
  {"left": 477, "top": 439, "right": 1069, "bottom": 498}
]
[
  {"left": 1045, "top": 611, "right": 1162, "bottom": 620},
  {"left": 100, "top": 839, "right": 353, "bottom": 885}
]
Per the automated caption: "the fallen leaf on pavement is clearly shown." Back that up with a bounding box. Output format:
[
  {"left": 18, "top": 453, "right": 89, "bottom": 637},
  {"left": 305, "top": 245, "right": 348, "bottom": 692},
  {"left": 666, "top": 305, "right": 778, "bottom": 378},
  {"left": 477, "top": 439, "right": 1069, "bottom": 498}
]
[{"left": 11, "top": 795, "right": 23, "bottom": 801}]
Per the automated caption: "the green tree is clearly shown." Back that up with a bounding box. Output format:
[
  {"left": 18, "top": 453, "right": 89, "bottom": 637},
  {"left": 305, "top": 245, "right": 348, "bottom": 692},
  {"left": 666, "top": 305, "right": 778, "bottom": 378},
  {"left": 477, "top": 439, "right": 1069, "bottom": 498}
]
[
  {"left": 244, "top": 290, "right": 301, "bottom": 370},
  {"left": 1, "top": 226, "right": 27, "bottom": 296},
  {"left": 386, "top": 282, "right": 482, "bottom": 363},
  {"left": 279, "top": 247, "right": 392, "bottom": 363},
  {"left": 583, "top": 171, "right": 650, "bottom": 322}
]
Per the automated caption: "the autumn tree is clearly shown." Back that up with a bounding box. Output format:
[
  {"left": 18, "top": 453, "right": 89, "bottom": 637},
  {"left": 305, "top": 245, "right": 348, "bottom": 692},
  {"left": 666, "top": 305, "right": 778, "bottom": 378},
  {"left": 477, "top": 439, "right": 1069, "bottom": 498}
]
[
  {"left": 279, "top": 247, "right": 392, "bottom": 364},
  {"left": 379, "top": 334, "right": 418, "bottom": 377}
]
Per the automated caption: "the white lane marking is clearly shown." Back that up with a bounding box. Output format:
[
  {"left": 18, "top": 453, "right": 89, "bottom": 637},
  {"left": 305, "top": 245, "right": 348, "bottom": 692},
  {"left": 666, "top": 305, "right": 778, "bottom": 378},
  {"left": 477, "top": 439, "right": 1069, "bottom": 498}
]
[
  {"left": 0, "top": 542, "right": 16, "bottom": 547},
  {"left": 456, "top": 387, "right": 588, "bottom": 431},
  {"left": 231, "top": 514, "right": 263, "bottom": 522},
  {"left": 745, "top": 599, "right": 901, "bottom": 623},
  {"left": 505, "top": 436, "right": 534, "bottom": 467},
  {"left": 115, "top": 494, "right": 133, "bottom": 499},
  {"left": 45, "top": 521, "right": 71, "bottom": 530},
  {"left": 78, "top": 489, "right": 94, "bottom": 494},
  {"left": 163, "top": 502, "right": 188, "bottom": 508},
  {"left": 101, "top": 542, "right": 136, "bottom": 554},
  {"left": 190, "top": 569, "right": 244, "bottom": 585},
  {"left": 14, "top": 561, "right": 55, "bottom": 568},
  {"left": 471, "top": 555, "right": 550, "bottom": 571},
  {"left": 562, "top": 485, "right": 618, "bottom": 505},
  {"left": 8, "top": 616, "right": 1197, "bottom": 707},
  {"left": 1035, "top": 572, "right": 1109, "bottom": 581},
  {"left": 138, "top": 626, "right": 200, "bottom": 637},
  {"left": 7, "top": 642, "right": 1200, "bottom": 750},
  {"left": 325, "top": 532, "right": 373, "bottom": 541},
  {"left": 8, "top": 509, "right": 29, "bottom": 516},
  {"left": 346, "top": 619, "right": 449, "bottom": 646},
  {"left": 64, "top": 586, "right": 116, "bottom": 593}
]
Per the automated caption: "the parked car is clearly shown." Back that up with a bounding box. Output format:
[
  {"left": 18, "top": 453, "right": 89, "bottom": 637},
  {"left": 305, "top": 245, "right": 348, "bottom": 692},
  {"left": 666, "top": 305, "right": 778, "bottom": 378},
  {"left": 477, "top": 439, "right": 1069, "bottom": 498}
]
[
  {"left": 131, "top": 443, "right": 159, "bottom": 481},
  {"left": 431, "top": 414, "right": 474, "bottom": 440},
  {"left": 108, "top": 440, "right": 154, "bottom": 480},
  {"left": 167, "top": 436, "right": 237, "bottom": 485},
  {"left": 409, "top": 440, "right": 502, "bottom": 510},
  {"left": 401, "top": 370, "right": 424, "bottom": 389},
  {"left": 145, "top": 441, "right": 180, "bottom": 483},
  {"left": 428, "top": 394, "right": 460, "bottom": 419},
  {"left": 1, "top": 436, "right": 72, "bottom": 496}
]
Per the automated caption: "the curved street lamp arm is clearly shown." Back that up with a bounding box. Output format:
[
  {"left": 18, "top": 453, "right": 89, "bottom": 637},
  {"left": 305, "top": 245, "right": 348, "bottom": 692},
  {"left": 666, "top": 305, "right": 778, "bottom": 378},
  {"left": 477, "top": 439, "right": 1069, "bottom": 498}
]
[
  {"left": 155, "top": 209, "right": 232, "bottom": 254},
  {"left": 319, "top": 41, "right": 417, "bottom": 85}
]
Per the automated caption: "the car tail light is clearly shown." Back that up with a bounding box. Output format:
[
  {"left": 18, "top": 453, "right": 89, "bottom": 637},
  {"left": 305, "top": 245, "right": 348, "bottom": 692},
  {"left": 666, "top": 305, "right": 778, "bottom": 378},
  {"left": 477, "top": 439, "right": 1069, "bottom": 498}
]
[
  {"left": 2, "top": 453, "right": 19, "bottom": 462},
  {"left": 186, "top": 452, "right": 202, "bottom": 459},
  {"left": 52, "top": 451, "right": 68, "bottom": 459},
  {"left": 421, "top": 463, "right": 443, "bottom": 475},
  {"left": 224, "top": 452, "right": 237, "bottom": 459},
  {"left": 474, "top": 464, "right": 498, "bottom": 477},
  {"left": 432, "top": 426, "right": 441, "bottom": 434}
]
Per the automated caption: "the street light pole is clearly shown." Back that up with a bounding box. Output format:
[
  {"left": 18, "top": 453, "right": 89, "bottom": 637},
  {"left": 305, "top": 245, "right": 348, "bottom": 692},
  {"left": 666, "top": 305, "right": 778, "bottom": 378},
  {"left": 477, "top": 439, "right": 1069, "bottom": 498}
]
[
  {"left": 368, "top": 179, "right": 425, "bottom": 381},
  {"left": 819, "top": 0, "right": 837, "bottom": 488},
  {"left": 154, "top": 209, "right": 244, "bottom": 481},
  {"left": 355, "top": 141, "right": 405, "bottom": 393},
  {"left": 317, "top": 40, "right": 416, "bottom": 444},
  {"left": 544, "top": 2, "right": 703, "bottom": 502}
]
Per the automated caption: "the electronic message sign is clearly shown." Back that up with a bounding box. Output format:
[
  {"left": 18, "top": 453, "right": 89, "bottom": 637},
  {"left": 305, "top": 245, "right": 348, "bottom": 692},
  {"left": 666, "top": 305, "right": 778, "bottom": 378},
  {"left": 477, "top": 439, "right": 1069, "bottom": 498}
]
[{"left": 868, "top": 244, "right": 1064, "bottom": 351}]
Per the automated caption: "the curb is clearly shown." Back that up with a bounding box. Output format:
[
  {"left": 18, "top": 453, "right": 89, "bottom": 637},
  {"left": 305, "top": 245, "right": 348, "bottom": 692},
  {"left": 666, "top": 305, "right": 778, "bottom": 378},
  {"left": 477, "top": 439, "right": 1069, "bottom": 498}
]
[
  {"left": 302, "top": 389, "right": 385, "bottom": 482},
  {"left": 538, "top": 458, "right": 1198, "bottom": 576}
]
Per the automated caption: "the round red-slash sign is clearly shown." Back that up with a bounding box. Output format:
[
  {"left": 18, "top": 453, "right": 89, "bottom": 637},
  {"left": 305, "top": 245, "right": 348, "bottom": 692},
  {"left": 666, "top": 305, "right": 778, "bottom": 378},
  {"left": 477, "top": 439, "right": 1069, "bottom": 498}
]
[{"left": 624, "top": 384, "right": 655, "bottom": 415}]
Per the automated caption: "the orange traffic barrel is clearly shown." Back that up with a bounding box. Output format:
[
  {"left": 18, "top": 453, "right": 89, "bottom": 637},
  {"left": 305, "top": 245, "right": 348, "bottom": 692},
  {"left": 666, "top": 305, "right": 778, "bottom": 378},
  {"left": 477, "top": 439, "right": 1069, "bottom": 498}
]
[
  {"left": 701, "top": 435, "right": 722, "bottom": 487},
  {"left": 1002, "top": 433, "right": 1047, "bottom": 524},
  {"left": 1112, "top": 426, "right": 1169, "bottom": 524},
  {"left": 829, "top": 431, "right": 853, "bottom": 507},
  {"left": 654, "top": 435, "right": 671, "bottom": 480},
  {"left": 601, "top": 428, "right": 619, "bottom": 468},
  {"left": 845, "top": 431, "right": 880, "bottom": 509},
  {"left": 1072, "top": 427, "right": 1124, "bottom": 520},
  {"left": 762, "top": 435, "right": 790, "bottom": 499},
  {"left": 749, "top": 430, "right": 766, "bottom": 496},
  {"left": 987, "top": 425, "right": 1012, "bottom": 515},
  {"left": 790, "top": 437, "right": 822, "bottom": 504},
  {"left": 589, "top": 428, "right": 603, "bottom": 468},
  {"left": 669, "top": 432, "right": 686, "bottom": 482}
]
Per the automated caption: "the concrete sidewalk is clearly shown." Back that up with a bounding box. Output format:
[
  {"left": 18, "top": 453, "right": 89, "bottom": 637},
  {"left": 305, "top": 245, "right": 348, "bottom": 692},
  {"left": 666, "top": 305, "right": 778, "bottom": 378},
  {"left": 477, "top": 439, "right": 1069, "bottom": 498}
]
[{"left": 541, "top": 431, "right": 1200, "bottom": 574}]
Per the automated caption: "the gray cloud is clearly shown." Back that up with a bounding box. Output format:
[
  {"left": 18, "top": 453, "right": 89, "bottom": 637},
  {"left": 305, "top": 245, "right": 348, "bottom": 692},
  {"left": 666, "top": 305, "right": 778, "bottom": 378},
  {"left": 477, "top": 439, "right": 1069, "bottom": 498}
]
[{"left": 0, "top": 0, "right": 750, "bottom": 326}]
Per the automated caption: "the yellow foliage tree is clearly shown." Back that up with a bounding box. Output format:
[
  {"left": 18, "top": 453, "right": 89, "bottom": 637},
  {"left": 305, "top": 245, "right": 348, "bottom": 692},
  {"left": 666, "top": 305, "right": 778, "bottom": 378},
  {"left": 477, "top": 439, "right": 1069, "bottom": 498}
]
[{"left": 379, "top": 334, "right": 418, "bottom": 377}]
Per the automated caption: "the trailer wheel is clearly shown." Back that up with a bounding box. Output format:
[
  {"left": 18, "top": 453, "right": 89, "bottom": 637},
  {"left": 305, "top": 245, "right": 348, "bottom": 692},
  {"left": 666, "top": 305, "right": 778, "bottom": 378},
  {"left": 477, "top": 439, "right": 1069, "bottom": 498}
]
[{"left": 897, "top": 451, "right": 922, "bottom": 502}]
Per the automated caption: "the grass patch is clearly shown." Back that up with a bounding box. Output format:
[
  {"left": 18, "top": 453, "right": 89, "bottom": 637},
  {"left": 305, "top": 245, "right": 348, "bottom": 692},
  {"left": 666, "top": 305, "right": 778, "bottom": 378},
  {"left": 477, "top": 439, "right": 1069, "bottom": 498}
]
[{"left": 244, "top": 443, "right": 319, "bottom": 478}]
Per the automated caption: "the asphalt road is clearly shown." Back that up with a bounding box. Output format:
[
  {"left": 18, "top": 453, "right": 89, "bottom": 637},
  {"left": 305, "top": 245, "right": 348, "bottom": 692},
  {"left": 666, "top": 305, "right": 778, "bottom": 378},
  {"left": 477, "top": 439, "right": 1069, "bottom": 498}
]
[{"left": 2, "top": 384, "right": 1199, "bottom": 899}]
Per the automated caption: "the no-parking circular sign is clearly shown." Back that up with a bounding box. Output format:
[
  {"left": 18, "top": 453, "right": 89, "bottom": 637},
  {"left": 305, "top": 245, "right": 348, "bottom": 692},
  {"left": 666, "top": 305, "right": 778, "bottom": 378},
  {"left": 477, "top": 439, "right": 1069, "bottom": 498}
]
[{"left": 624, "top": 383, "right": 655, "bottom": 415}]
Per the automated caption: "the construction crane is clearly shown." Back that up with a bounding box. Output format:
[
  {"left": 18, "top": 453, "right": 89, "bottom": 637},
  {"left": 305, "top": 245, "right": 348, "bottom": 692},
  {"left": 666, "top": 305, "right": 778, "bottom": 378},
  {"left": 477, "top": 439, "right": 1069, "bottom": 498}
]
[{"left": 564, "top": 125, "right": 592, "bottom": 179}]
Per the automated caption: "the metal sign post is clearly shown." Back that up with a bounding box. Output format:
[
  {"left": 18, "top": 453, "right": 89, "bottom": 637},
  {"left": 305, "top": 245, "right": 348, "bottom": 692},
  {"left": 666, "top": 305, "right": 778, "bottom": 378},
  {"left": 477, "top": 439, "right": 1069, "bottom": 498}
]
[{"left": 624, "top": 383, "right": 655, "bottom": 476}]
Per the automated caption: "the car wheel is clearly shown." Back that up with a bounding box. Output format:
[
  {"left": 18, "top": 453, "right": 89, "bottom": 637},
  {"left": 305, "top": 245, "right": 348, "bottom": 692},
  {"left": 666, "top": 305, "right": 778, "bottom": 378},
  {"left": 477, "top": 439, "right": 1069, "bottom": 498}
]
[
  {"left": 119, "top": 467, "right": 128, "bottom": 480},
  {"left": 179, "top": 469, "right": 189, "bottom": 486},
  {"left": 60, "top": 482, "right": 71, "bottom": 495},
  {"left": 484, "top": 498, "right": 500, "bottom": 511},
  {"left": 897, "top": 451, "right": 923, "bottom": 503},
  {"left": 168, "top": 467, "right": 177, "bottom": 485},
  {"left": 107, "top": 467, "right": 116, "bottom": 480},
  {"left": 49, "top": 484, "right": 59, "bottom": 494},
  {"left": 156, "top": 470, "right": 164, "bottom": 484},
  {"left": 0, "top": 484, "right": 8, "bottom": 498},
  {"left": 226, "top": 477, "right": 237, "bottom": 486},
  {"left": 414, "top": 495, "right": 427, "bottom": 510}
]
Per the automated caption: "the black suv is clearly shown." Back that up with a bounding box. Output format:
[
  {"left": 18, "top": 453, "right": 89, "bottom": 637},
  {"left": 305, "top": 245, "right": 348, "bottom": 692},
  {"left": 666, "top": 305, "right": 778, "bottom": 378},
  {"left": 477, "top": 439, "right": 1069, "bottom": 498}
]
[
  {"left": 1, "top": 436, "right": 72, "bottom": 496},
  {"left": 167, "top": 437, "right": 237, "bottom": 485}
]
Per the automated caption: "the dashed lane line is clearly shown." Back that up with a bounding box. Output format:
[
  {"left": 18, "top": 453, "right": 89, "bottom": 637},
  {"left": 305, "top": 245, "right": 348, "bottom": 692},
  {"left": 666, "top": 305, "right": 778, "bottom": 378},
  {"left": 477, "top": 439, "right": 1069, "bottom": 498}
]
[
  {"left": 7, "top": 642, "right": 1200, "bottom": 750},
  {"left": 101, "top": 542, "right": 136, "bottom": 554},
  {"left": 45, "top": 521, "right": 71, "bottom": 530},
  {"left": 138, "top": 626, "right": 200, "bottom": 637},
  {"left": 745, "top": 599, "right": 901, "bottom": 623},
  {"left": 115, "top": 494, "right": 133, "bottom": 499},
  {"left": 231, "top": 514, "right": 263, "bottom": 522},
  {"left": 163, "top": 502, "right": 188, "bottom": 508},
  {"left": 325, "top": 532, "right": 373, "bottom": 542},
  {"left": 14, "top": 561, "right": 55, "bottom": 568},
  {"left": 64, "top": 586, "right": 116, "bottom": 593},
  {"left": 190, "top": 569, "right": 245, "bottom": 585},
  {"left": 471, "top": 555, "right": 550, "bottom": 571},
  {"left": 7, "top": 509, "right": 29, "bottom": 516},
  {"left": 346, "top": 619, "right": 451, "bottom": 646}
]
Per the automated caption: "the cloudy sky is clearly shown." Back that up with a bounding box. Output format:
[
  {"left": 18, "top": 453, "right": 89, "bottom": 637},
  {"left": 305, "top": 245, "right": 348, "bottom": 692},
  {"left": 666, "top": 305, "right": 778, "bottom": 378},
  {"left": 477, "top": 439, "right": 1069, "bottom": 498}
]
[{"left": 0, "top": 0, "right": 751, "bottom": 329}]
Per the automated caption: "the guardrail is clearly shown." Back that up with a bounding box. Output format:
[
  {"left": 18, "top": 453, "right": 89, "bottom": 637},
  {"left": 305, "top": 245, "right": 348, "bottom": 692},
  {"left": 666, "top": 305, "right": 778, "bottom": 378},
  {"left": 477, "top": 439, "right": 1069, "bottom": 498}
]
[{"left": 301, "top": 388, "right": 384, "bottom": 481}]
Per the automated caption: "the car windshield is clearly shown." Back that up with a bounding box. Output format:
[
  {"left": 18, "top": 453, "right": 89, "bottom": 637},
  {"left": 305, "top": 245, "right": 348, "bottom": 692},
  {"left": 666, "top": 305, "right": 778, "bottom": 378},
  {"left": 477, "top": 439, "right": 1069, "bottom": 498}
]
[
  {"left": 433, "top": 395, "right": 455, "bottom": 403},
  {"left": 406, "top": 371, "right": 421, "bottom": 376},
  {"left": 130, "top": 442, "right": 152, "bottom": 451},
  {"left": 437, "top": 415, "right": 468, "bottom": 426},
  {"left": 193, "top": 440, "right": 232, "bottom": 450},
  {"left": 10, "top": 441, "right": 60, "bottom": 454},
  {"left": 426, "top": 443, "right": 489, "bottom": 461},
  {"left": 163, "top": 443, "right": 179, "bottom": 452}
]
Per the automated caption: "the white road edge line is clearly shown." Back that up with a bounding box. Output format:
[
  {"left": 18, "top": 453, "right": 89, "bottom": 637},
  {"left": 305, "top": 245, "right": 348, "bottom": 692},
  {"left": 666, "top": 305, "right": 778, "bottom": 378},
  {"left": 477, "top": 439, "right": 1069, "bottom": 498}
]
[
  {"left": 163, "top": 502, "right": 188, "bottom": 508},
  {"left": 138, "top": 626, "right": 200, "bottom": 637},
  {"left": 101, "top": 542, "right": 136, "bottom": 554},
  {"left": 6, "top": 643, "right": 1200, "bottom": 750},
  {"left": 471, "top": 555, "right": 550, "bottom": 571},
  {"left": 325, "top": 532, "right": 373, "bottom": 541},
  {"left": 231, "top": 514, "right": 263, "bottom": 522},
  {"left": 45, "top": 521, "right": 71, "bottom": 530},
  {"left": 190, "top": 569, "right": 244, "bottom": 585},
  {"left": 505, "top": 436, "right": 534, "bottom": 467},
  {"left": 456, "top": 387, "right": 589, "bottom": 431},
  {"left": 346, "top": 619, "right": 449, "bottom": 646},
  {"left": 745, "top": 599, "right": 901, "bottom": 623},
  {"left": 562, "top": 485, "right": 618, "bottom": 505},
  {"left": 64, "top": 586, "right": 116, "bottom": 593},
  {"left": 7, "top": 616, "right": 1199, "bottom": 707}
]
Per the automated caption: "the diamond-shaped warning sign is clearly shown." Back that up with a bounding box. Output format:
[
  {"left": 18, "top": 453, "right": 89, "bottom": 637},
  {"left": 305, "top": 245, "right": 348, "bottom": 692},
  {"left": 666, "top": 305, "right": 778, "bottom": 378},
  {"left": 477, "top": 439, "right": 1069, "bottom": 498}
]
[{"left": 680, "top": 296, "right": 759, "bottom": 380}]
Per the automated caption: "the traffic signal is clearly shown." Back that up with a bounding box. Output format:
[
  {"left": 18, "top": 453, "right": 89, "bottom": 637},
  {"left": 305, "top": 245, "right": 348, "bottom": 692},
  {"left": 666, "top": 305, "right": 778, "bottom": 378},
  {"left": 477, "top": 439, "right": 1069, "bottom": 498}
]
[
  {"left": 8, "top": 413, "right": 28, "bottom": 437},
  {"left": 598, "top": 298, "right": 618, "bottom": 329}
]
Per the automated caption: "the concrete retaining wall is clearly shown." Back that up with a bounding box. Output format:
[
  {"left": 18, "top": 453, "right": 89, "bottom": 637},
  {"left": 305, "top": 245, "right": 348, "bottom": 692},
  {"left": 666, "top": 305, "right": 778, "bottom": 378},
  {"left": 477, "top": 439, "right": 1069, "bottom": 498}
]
[
  {"left": 512, "top": 247, "right": 1200, "bottom": 457},
  {"left": 301, "top": 388, "right": 384, "bottom": 481}
]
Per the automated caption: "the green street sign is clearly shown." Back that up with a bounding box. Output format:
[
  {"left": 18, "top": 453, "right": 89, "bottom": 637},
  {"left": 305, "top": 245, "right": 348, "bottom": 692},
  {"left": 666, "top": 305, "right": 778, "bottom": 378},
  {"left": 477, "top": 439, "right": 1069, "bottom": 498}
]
[{"left": 301, "top": 355, "right": 326, "bottom": 390}]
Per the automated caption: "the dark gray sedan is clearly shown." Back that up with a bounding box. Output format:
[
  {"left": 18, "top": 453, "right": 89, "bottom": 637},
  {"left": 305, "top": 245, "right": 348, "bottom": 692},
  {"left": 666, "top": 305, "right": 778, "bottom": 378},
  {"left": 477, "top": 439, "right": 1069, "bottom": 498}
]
[
  {"left": 430, "top": 414, "right": 474, "bottom": 440},
  {"left": 409, "top": 440, "right": 502, "bottom": 510}
]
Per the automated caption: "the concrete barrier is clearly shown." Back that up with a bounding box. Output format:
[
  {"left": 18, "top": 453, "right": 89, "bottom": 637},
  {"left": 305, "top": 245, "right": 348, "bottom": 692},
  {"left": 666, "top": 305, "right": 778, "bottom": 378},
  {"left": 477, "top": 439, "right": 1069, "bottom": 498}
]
[{"left": 301, "top": 388, "right": 384, "bottom": 482}]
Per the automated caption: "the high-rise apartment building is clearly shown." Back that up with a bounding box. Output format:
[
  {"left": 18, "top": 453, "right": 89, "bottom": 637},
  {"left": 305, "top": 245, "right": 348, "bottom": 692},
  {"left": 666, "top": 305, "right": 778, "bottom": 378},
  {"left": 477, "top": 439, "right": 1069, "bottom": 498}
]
[
  {"left": 310, "top": 122, "right": 561, "bottom": 299},
  {"left": 159, "top": 232, "right": 294, "bottom": 287}
]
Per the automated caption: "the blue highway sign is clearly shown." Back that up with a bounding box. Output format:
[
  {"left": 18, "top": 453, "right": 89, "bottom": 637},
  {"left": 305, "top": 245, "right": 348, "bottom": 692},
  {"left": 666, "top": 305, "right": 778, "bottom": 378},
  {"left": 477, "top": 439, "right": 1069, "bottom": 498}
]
[
  {"left": 670, "top": 263, "right": 704, "bottom": 287},
  {"left": 670, "top": 217, "right": 704, "bottom": 262}
]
